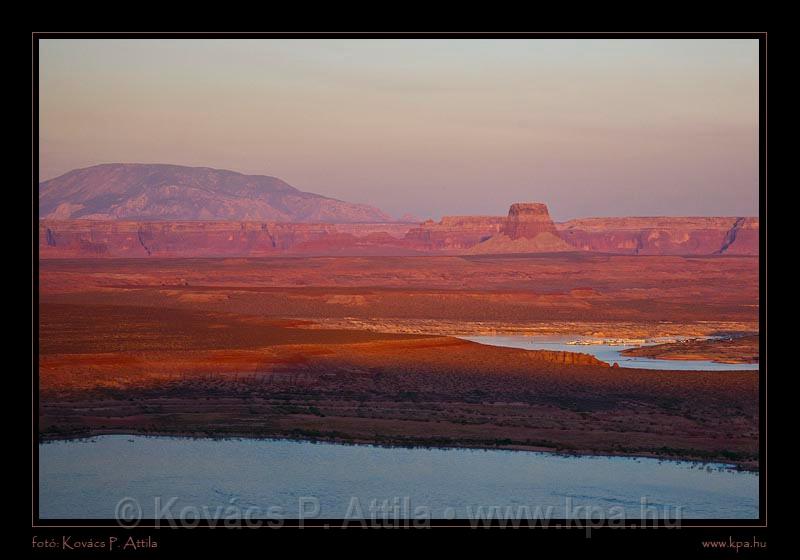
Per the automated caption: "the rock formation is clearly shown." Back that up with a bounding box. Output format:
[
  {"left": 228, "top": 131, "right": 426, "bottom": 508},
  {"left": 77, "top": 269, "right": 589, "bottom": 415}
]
[
  {"left": 469, "top": 202, "right": 574, "bottom": 254},
  {"left": 38, "top": 201, "right": 759, "bottom": 258},
  {"left": 555, "top": 217, "right": 759, "bottom": 255},
  {"left": 502, "top": 203, "right": 559, "bottom": 239},
  {"left": 403, "top": 216, "right": 505, "bottom": 250},
  {"left": 38, "top": 220, "right": 417, "bottom": 258},
  {"left": 526, "top": 349, "right": 610, "bottom": 367}
]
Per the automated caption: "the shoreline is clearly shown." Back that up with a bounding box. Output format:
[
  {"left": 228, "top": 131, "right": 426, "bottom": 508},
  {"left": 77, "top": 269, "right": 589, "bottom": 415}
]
[
  {"left": 299, "top": 318, "right": 759, "bottom": 341},
  {"left": 620, "top": 334, "right": 759, "bottom": 365},
  {"left": 38, "top": 428, "right": 759, "bottom": 473},
  {"left": 39, "top": 302, "right": 759, "bottom": 477}
]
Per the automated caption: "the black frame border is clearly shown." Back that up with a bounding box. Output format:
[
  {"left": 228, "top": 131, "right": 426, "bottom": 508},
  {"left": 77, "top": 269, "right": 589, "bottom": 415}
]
[{"left": 31, "top": 30, "right": 768, "bottom": 537}]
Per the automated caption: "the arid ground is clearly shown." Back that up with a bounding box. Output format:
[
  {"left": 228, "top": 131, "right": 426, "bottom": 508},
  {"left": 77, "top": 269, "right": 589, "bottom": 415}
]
[{"left": 38, "top": 253, "right": 760, "bottom": 469}]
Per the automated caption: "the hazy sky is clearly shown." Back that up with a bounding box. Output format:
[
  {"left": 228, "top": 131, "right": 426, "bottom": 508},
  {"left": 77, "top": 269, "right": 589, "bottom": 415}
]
[{"left": 38, "top": 38, "right": 759, "bottom": 220}]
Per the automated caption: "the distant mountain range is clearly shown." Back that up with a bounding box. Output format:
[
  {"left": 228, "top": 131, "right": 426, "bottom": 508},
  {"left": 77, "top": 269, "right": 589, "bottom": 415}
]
[{"left": 38, "top": 163, "right": 392, "bottom": 223}]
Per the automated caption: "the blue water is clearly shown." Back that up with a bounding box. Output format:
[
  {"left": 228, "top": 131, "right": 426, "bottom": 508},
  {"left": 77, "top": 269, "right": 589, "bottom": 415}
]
[
  {"left": 460, "top": 335, "right": 759, "bottom": 371},
  {"left": 39, "top": 436, "right": 758, "bottom": 520}
]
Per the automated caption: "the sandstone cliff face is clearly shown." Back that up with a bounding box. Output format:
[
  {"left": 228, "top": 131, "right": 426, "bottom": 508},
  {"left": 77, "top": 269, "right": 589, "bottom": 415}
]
[
  {"left": 556, "top": 217, "right": 759, "bottom": 255},
  {"left": 39, "top": 164, "right": 391, "bottom": 223},
  {"left": 502, "top": 203, "right": 558, "bottom": 239},
  {"left": 403, "top": 216, "right": 505, "bottom": 250},
  {"left": 527, "top": 349, "right": 609, "bottom": 367},
  {"left": 38, "top": 205, "right": 760, "bottom": 258},
  {"left": 39, "top": 221, "right": 418, "bottom": 258},
  {"left": 718, "top": 218, "right": 759, "bottom": 255}
]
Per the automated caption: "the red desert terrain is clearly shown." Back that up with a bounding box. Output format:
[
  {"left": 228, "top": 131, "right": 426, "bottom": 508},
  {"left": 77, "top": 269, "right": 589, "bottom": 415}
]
[
  {"left": 38, "top": 251, "right": 759, "bottom": 468},
  {"left": 37, "top": 164, "right": 760, "bottom": 468}
]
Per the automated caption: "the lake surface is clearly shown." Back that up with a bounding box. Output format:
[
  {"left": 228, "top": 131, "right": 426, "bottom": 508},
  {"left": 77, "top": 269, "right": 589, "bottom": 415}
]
[
  {"left": 460, "top": 335, "right": 759, "bottom": 371},
  {"left": 39, "top": 436, "right": 758, "bottom": 520}
]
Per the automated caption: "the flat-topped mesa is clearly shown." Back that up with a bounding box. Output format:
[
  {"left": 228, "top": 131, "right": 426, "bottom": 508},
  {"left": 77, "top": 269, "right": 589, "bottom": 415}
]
[
  {"left": 502, "top": 203, "right": 559, "bottom": 240},
  {"left": 38, "top": 220, "right": 418, "bottom": 258},
  {"left": 556, "top": 216, "right": 759, "bottom": 255}
]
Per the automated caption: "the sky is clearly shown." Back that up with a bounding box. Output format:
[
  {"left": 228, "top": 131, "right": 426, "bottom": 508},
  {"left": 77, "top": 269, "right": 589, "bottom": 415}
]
[{"left": 38, "top": 38, "right": 759, "bottom": 220}]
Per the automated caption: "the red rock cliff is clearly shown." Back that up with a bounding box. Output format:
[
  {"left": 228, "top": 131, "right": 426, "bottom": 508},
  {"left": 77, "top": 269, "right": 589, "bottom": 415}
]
[
  {"left": 39, "top": 220, "right": 419, "bottom": 258},
  {"left": 556, "top": 217, "right": 758, "bottom": 255},
  {"left": 39, "top": 211, "right": 759, "bottom": 258},
  {"left": 403, "top": 216, "right": 506, "bottom": 250}
]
